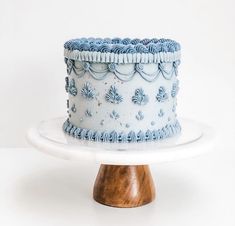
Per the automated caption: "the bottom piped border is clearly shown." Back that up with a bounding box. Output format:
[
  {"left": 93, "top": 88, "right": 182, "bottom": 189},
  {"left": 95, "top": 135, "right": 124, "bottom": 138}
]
[{"left": 62, "top": 119, "right": 181, "bottom": 143}]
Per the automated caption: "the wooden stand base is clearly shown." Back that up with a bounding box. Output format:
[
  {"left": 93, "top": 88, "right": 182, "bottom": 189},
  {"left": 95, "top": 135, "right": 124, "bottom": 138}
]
[{"left": 93, "top": 164, "right": 155, "bottom": 208}]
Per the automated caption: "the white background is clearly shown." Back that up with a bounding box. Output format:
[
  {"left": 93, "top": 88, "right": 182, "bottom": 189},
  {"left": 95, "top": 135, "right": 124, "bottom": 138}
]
[{"left": 0, "top": 0, "right": 235, "bottom": 225}]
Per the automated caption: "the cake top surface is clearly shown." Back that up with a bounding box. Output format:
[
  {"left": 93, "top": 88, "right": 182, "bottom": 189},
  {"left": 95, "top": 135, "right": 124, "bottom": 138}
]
[{"left": 64, "top": 37, "right": 180, "bottom": 54}]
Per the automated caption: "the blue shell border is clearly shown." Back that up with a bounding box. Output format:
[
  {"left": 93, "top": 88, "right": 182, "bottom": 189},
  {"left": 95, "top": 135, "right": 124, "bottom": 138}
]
[
  {"left": 64, "top": 37, "right": 181, "bottom": 54},
  {"left": 64, "top": 38, "right": 181, "bottom": 64},
  {"left": 63, "top": 119, "right": 181, "bottom": 143}
]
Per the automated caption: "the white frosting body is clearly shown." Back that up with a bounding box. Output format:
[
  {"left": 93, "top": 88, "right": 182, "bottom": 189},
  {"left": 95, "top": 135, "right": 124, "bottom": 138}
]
[{"left": 67, "top": 63, "right": 178, "bottom": 134}]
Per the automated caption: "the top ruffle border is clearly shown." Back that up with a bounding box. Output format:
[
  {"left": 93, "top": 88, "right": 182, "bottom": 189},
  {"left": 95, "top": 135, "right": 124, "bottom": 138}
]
[{"left": 64, "top": 38, "right": 181, "bottom": 64}]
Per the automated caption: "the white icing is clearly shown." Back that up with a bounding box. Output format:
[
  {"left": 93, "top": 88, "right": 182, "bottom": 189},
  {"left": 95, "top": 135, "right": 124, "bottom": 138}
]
[{"left": 68, "top": 62, "right": 178, "bottom": 134}]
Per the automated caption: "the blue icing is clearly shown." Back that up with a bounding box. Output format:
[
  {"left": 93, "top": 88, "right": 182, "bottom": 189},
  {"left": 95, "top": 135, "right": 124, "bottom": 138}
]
[
  {"left": 94, "top": 131, "right": 101, "bottom": 141},
  {"left": 140, "top": 39, "right": 151, "bottom": 45},
  {"left": 69, "top": 126, "right": 77, "bottom": 136},
  {"left": 128, "top": 131, "right": 137, "bottom": 142},
  {"left": 65, "top": 58, "right": 74, "bottom": 75},
  {"left": 64, "top": 37, "right": 181, "bottom": 54},
  {"left": 65, "top": 77, "right": 69, "bottom": 92},
  {"left": 147, "top": 43, "right": 159, "bottom": 54},
  {"left": 105, "top": 85, "right": 123, "bottom": 104},
  {"left": 68, "top": 78, "right": 77, "bottom": 96},
  {"left": 78, "top": 43, "right": 90, "bottom": 51},
  {"left": 125, "top": 123, "right": 130, "bottom": 128},
  {"left": 145, "top": 129, "right": 153, "bottom": 141},
  {"left": 173, "top": 60, "right": 181, "bottom": 76},
  {"left": 80, "top": 128, "right": 88, "bottom": 139},
  {"left": 135, "top": 63, "right": 144, "bottom": 73},
  {"left": 74, "top": 128, "right": 81, "bottom": 138},
  {"left": 137, "top": 131, "right": 145, "bottom": 142},
  {"left": 83, "top": 62, "right": 90, "bottom": 71},
  {"left": 110, "top": 131, "right": 118, "bottom": 142},
  {"left": 132, "top": 88, "right": 149, "bottom": 105},
  {"left": 64, "top": 61, "right": 180, "bottom": 82},
  {"left": 71, "top": 104, "right": 76, "bottom": 113},
  {"left": 111, "top": 38, "right": 122, "bottom": 44},
  {"left": 110, "top": 110, "right": 120, "bottom": 120},
  {"left": 81, "top": 82, "right": 96, "bottom": 100},
  {"left": 85, "top": 109, "right": 92, "bottom": 117},
  {"left": 108, "top": 63, "right": 117, "bottom": 72},
  {"left": 124, "top": 45, "right": 137, "bottom": 53},
  {"left": 98, "top": 44, "right": 111, "bottom": 53},
  {"left": 135, "top": 63, "right": 144, "bottom": 72},
  {"left": 171, "top": 80, "right": 179, "bottom": 98},
  {"left": 158, "top": 109, "right": 164, "bottom": 117},
  {"left": 156, "top": 86, "right": 168, "bottom": 102},
  {"left": 89, "top": 44, "right": 99, "bottom": 52},
  {"left": 63, "top": 120, "right": 181, "bottom": 143},
  {"left": 122, "top": 38, "right": 132, "bottom": 45},
  {"left": 136, "top": 111, "right": 144, "bottom": 121},
  {"left": 87, "top": 130, "right": 94, "bottom": 140},
  {"left": 134, "top": 43, "right": 148, "bottom": 53},
  {"left": 111, "top": 44, "right": 126, "bottom": 54},
  {"left": 131, "top": 38, "right": 141, "bottom": 45},
  {"left": 101, "top": 131, "right": 110, "bottom": 142}
]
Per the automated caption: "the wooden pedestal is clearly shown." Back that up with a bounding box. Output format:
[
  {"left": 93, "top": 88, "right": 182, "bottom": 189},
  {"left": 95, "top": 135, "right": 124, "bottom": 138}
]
[{"left": 93, "top": 164, "right": 155, "bottom": 208}]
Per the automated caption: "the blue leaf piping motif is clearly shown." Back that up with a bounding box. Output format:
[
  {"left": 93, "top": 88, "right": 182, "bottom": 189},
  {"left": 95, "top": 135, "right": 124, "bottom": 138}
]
[
  {"left": 71, "top": 104, "right": 76, "bottom": 113},
  {"left": 105, "top": 86, "right": 123, "bottom": 104},
  {"left": 110, "top": 110, "right": 120, "bottom": 120},
  {"left": 85, "top": 109, "right": 92, "bottom": 117},
  {"left": 132, "top": 88, "right": 149, "bottom": 105},
  {"left": 136, "top": 111, "right": 144, "bottom": 121},
  {"left": 125, "top": 124, "right": 130, "bottom": 128},
  {"left": 158, "top": 109, "right": 164, "bottom": 117},
  {"left": 68, "top": 78, "right": 77, "bottom": 96},
  {"left": 63, "top": 119, "right": 181, "bottom": 143},
  {"left": 156, "top": 87, "right": 168, "bottom": 102},
  {"left": 81, "top": 82, "right": 96, "bottom": 100},
  {"left": 171, "top": 80, "right": 179, "bottom": 98}
]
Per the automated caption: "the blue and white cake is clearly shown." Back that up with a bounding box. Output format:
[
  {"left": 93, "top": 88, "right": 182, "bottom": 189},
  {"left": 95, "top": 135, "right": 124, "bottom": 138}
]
[{"left": 63, "top": 38, "right": 181, "bottom": 143}]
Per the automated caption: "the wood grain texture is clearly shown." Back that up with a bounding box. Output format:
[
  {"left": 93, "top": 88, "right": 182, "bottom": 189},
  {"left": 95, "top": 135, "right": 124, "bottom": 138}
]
[{"left": 93, "top": 164, "right": 155, "bottom": 208}]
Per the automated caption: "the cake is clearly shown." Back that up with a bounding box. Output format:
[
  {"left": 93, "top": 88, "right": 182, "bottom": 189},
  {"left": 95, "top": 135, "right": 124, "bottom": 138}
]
[{"left": 63, "top": 38, "right": 181, "bottom": 143}]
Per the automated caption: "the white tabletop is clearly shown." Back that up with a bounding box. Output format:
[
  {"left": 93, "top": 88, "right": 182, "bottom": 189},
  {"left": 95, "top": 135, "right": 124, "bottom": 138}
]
[
  {"left": 0, "top": 147, "right": 234, "bottom": 226},
  {"left": 27, "top": 117, "right": 214, "bottom": 165}
]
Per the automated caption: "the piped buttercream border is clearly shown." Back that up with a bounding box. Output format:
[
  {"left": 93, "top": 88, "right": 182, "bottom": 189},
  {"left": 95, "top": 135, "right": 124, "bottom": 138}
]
[
  {"left": 64, "top": 49, "right": 181, "bottom": 64},
  {"left": 63, "top": 119, "right": 181, "bottom": 143},
  {"left": 64, "top": 37, "right": 181, "bottom": 63}
]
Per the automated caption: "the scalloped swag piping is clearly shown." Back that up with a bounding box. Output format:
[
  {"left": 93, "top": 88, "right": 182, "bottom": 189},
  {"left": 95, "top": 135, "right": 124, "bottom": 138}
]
[
  {"left": 63, "top": 119, "right": 181, "bottom": 143},
  {"left": 64, "top": 59, "right": 180, "bottom": 82}
]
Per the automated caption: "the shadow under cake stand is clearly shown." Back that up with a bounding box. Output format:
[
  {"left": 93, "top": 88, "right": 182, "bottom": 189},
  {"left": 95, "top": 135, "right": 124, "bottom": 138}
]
[{"left": 27, "top": 117, "right": 214, "bottom": 208}]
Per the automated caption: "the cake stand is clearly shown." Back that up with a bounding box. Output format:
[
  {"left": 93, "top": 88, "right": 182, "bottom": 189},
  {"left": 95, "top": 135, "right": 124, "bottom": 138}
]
[{"left": 26, "top": 117, "right": 215, "bottom": 208}]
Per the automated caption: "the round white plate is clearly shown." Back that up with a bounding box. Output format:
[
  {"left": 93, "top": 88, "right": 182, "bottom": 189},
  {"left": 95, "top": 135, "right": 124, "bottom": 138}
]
[{"left": 27, "top": 117, "right": 215, "bottom": 165}]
